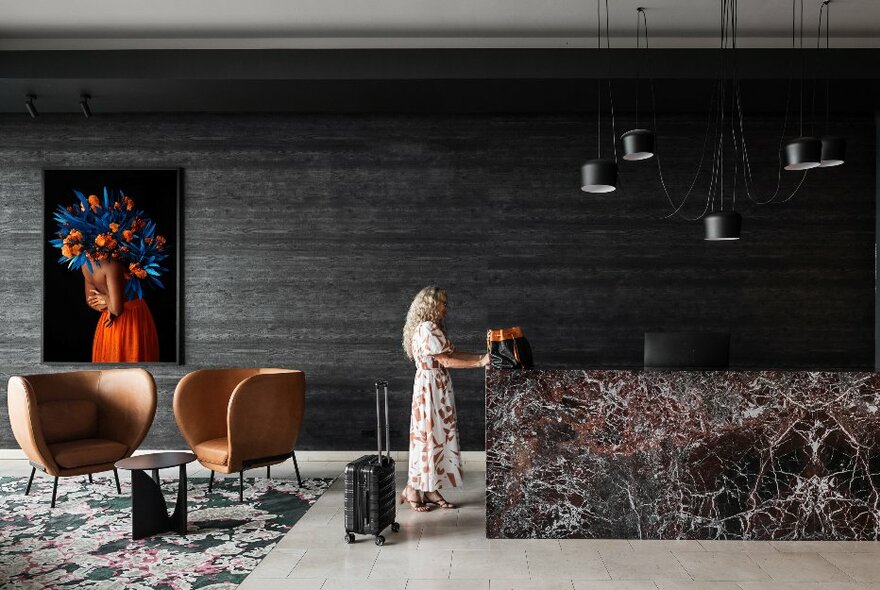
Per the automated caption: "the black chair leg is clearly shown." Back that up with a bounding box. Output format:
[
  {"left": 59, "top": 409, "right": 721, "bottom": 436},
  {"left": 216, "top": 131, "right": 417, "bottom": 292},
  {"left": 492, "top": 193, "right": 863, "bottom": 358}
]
[
  {"left": 113, "top": 468, "right": 121, "bottom": 494},
  {"left": 208, "top": 470, "right": 214, "bottom": 493},
  {"left": 239, "top": 471, "right": 244, "bottom": 502},
  {"left": 25, "top": 467, "right": 35, "bottom": 495},
  {"left": 267, "top": 465, "right": 271, "bottom": 478},
  {"left": 51, "top": 477, "right": 59, "bottom": 508},
  {"left": 88, "top": 473, "right": 93, "bottom": 484},
  {"left": 292, "top": 451, "right": 302, "bottom": 487},
  {"left": 152, "top": 469, "right": 159, "bottom": 484}
]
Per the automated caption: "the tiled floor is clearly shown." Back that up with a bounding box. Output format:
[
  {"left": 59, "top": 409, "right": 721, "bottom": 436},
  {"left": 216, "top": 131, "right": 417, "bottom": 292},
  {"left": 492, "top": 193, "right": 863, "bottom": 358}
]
[{"left": 4, "top": 458, "right": 880, "bottom": 590}]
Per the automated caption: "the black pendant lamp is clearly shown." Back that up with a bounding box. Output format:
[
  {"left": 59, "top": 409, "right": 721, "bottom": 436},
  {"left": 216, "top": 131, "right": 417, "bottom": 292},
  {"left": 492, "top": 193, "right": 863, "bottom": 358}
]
[
  {"left": 704, "top": 211, "right": 742, "bottom": 241},
  {"left": 820, "top": 136, "right": 845, "bottom": 167},
  {"left": 783, "top": 0, "right": 820, "bottom": 171},
  {"left": 818, "top": 1, "right": 845, "bottom": 168},
  {"left": 581, "top": 159, "right": 618, "bottom": 193},
  {"left": 581, "top": 0, "right": 619, "bottom": 193},
  {"left": 621, "top": 8, "right": 655, "bottom": 162}
]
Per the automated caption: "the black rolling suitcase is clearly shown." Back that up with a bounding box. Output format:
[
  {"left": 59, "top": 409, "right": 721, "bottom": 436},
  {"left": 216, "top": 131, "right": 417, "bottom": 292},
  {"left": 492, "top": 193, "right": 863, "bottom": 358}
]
[{"left": 343, "top": 380, "right": 400, "bottom": 545}]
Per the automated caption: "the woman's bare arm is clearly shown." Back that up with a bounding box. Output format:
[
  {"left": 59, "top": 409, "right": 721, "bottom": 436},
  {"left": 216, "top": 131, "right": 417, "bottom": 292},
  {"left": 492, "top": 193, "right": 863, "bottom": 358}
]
[
  {"left": 83, "top": 272, "right": 105, "bottom": 312},
  {"left": 433, "top": 351, "right": 489, "bottom": 369},
  {"left": 104, "top": 263, "right": 126, "bottom": 317}
]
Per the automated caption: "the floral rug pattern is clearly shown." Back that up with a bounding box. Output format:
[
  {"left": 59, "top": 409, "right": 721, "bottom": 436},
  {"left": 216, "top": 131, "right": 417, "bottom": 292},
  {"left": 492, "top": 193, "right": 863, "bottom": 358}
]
[{"left": 0, "top": 474, "right": 333, "bottom": 589}]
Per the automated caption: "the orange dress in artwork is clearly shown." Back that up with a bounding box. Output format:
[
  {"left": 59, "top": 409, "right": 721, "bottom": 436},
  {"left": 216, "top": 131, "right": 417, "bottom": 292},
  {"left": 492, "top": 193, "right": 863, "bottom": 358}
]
[
  {"left": 92, "top": 297, "right": 160, "bottom": 363},
  {"left": 408, "top": 321, "right": 463, "bottom": 491}
]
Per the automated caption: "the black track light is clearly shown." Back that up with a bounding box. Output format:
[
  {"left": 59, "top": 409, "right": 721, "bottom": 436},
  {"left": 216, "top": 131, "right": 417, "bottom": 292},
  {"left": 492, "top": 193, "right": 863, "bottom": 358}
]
[
  {"left": 80, "top": 94, "right": 92, "bottom": 119},
  {"left": 25, "top": 95, "right": 38, "bottom": 119}
]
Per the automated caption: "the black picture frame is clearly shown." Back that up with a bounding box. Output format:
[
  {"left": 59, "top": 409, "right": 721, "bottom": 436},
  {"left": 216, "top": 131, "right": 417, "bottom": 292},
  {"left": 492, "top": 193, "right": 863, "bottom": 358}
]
[{"left": 42, "top": 168, "right": 183, "bottom": 365}]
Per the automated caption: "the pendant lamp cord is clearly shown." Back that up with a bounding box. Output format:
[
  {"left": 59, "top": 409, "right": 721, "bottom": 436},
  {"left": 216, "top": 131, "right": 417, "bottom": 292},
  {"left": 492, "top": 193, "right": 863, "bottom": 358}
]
[
  {"left": 819, "top": 0, "right": 830, "bottom": 135},
  {"left": 596, "top": 0, "right": 601, "bottom": 158}
]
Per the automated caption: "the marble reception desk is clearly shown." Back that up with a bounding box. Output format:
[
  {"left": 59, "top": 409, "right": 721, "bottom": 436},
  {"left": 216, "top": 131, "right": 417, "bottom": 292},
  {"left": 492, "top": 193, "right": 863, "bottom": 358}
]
[{"left": 486, "top": 369, "right": 880, "bottom": 540}]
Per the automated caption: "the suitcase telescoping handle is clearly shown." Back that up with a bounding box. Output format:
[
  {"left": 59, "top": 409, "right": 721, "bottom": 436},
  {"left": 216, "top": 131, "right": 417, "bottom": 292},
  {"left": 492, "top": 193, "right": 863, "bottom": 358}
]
[{"left": 375, "top": 380, "right": 390, "bottom": 464}]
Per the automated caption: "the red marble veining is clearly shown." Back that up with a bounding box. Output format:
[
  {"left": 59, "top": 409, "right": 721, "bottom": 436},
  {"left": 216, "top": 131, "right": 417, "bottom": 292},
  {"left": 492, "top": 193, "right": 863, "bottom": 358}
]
[{"left": 486, "top": 369, "right": 880, "bottom": 540}]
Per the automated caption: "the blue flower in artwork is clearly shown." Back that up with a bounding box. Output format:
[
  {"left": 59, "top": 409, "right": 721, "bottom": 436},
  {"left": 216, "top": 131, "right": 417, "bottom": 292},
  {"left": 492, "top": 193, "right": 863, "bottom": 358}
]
[{"left": 49, "top": 187, "right": 170, "bottom": 301}]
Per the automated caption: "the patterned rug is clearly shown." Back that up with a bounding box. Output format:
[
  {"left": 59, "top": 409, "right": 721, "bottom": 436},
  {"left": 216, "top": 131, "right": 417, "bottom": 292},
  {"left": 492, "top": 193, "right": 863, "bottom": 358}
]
[{"left": 0, "top": 474, "right": 333, "bottom": 589}]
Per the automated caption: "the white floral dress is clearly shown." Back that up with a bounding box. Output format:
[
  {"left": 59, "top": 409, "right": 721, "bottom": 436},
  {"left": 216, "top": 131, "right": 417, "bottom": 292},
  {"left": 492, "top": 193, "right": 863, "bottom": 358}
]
[{"left": 408, "top": 321, "right": 463, "bottom": 491}]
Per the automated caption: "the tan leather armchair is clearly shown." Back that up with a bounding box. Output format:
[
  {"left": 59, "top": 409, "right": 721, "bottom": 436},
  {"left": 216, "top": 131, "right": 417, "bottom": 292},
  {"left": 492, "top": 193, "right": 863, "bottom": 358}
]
[
  {"left": 7, "top": 368, "right": 157, "bottom": 507},
  {"left": 173, "top": 368, "right": 305, "bottom": 500}
]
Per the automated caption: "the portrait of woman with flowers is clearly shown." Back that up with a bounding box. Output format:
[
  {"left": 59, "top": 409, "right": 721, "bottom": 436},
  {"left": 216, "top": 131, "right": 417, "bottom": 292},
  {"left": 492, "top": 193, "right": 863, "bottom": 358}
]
[{"left": 43, "top": 169, "right": 180, "bottom": 363}]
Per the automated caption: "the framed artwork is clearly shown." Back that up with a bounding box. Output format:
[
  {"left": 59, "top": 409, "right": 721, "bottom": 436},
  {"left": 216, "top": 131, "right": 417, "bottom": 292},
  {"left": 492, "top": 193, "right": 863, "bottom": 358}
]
[{"left": 42, "top": 168, "right": 182, "bottom": 364}]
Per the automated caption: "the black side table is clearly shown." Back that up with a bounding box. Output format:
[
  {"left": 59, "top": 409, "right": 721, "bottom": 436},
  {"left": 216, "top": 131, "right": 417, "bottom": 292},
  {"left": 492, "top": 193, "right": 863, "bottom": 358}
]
[{"left": 115, "top": 452, "right": 197, "bottom": 540}]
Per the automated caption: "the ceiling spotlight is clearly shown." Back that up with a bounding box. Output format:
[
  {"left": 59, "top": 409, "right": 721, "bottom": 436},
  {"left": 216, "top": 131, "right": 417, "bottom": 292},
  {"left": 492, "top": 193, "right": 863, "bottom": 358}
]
[
  {"left": 80, "top": 94, "right": 92, "bottom": 119},
  {"left": 25, "top": 95, "right": 38, "bottom": 118}
]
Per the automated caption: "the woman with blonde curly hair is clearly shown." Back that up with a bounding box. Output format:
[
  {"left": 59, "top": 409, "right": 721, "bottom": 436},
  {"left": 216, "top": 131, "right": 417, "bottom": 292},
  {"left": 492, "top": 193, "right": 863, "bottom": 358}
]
[{"left": 401, "top": 286, "right": 489, "bottom": 512}]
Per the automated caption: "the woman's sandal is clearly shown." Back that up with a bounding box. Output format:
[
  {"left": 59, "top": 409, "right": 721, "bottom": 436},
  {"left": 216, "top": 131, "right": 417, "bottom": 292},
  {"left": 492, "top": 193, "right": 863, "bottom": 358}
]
[
  {"left": 399, "top": 488, "right": 431, "bottom": 512},
  {"left": 423, "top": 491, "right": 457, "bottom": 509}
]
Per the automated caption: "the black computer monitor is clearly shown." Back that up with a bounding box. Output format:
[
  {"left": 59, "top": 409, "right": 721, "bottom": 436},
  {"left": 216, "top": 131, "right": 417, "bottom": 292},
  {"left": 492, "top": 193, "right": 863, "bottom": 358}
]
[{"left": 644, "top": 332, "right": 730, "bottom": 369}]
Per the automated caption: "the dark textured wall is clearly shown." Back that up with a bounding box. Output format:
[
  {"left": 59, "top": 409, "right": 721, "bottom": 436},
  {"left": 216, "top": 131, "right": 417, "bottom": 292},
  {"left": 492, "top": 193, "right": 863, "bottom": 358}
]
[{"left": 0, "top": 113, "right": 874, "bottom": 451}]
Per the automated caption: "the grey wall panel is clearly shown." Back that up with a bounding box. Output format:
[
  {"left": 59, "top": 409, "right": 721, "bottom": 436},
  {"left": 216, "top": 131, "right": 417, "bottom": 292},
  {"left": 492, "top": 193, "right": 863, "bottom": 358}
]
[{"left": 0, "top": 113, "right": 873, "bottom": 451}]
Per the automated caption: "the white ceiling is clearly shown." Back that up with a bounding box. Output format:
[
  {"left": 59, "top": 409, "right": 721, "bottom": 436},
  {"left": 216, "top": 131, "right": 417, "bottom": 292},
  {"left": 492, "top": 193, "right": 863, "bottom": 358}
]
[{"left": 0, "top": 0, "right": 876, "bottom": 50}]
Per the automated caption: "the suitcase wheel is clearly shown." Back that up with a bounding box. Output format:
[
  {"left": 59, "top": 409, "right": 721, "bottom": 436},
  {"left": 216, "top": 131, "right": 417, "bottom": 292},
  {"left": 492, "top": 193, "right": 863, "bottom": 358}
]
[
  {"left": 344, "top": 533, "right": 355, "bottom": 544},
  {"left": 391, "top": 522, "right": 400, "bottom": 533},
  {"left": 375, "top": 535, "right": 385, "bottom": 546}
]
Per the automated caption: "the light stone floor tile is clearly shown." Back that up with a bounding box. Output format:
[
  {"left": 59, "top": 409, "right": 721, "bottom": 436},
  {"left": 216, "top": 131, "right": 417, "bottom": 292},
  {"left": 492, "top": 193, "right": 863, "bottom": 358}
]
[
  {"left": 495, "top": 579, "right": 574, "bottom": 590},
  {"left": 246, "top": 549, "right": 305, "bottom": 579},
  {"left": 527, "top": 547, "right": 610, "bottom": 580},
  {"left": 737, "top": 583, "right": 880, "bottom": 590},
  {"left": 653, "top": 582, "right": 742, "bottom": 590},
  {"left": 369, "top": 548, "right": 453, "bottom": 580},
  {"left": 322, "top": 578, "right": 407, "bottom": 590},
  {"left": 600, "top": 549, "right": 692, "bottom": 580},
  {"left": 288, "top": 547, "right": 379, "bottom": 579},
  {"left": 696, "top": 541, "right": 776, "bottom": 552},
  {"left": 408, "top": 580, "right": 491, "bottom": 590},
  {"left": 748, "top": 553, "right": 851, "bottom": 582},
  {"left": 489, "top": 538, "right": 562, "bottom": 551},
  {"left": 821, "top": 554, "right": 880, "bottom": 582},
  {"left": 572, "top": 582, "right": 657, "bottom": 590},
  {"left": 629, "top": 541, "right": 705, "bottom": 552},
  {"left": 236, "top": 578, "right": 325, "bottom": 590},
  {"left": 672, "top": 552, "right": 770, "bottom": 582},
  {"left": 561, "top": 539, "right": 633, "bottom": 553},
  {"left": 772, "top": 542, "right": 880, "bottom": 553},
  {"left": 418, "top": 525, "right": 492, "bottom": 550},
  {"left": 450, "top": 549, "right": 530, "bottom": 580}
]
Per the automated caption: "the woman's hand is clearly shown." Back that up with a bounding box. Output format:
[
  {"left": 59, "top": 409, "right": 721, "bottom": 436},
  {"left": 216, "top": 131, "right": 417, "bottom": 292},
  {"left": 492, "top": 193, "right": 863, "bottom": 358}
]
[
  {"left": 87, "top": 289, "right": 108, "bottom": 312},
  {"left": 479, "top": 353, "right": 491, "bottom": 367}
]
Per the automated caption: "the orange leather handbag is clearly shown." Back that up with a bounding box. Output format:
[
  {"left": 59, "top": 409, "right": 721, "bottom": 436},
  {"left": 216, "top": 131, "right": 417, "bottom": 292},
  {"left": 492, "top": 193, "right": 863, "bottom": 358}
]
[{"left": 487, "top": 326, "right": 534, "bottom": 369}]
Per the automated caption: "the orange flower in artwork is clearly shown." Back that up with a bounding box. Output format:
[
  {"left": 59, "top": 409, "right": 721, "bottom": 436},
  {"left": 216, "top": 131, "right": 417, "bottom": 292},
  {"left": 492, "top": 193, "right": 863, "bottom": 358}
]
[
  {"left": 88, "top": 195, "right": 101, "bottom": 211},
  {"left": 109, "top": 222, "right": 119, "bottom": 233},
  {"left": 122, "top": 230, "right": 133, "bottom": 241},
  {"left": 95, "top": 234, "right": 107, "bottom": 247},
  {"left": 70, "top": 244, "right": 82, "bottom": 256},
  {"left": 144, "top": 237, "right": 153, "bottom": 244},
  {"left": 129, "top": 262, "right": 148, "bottom": 279},
  {"left": 154, "top": 235, "right": 166, "bottom": 250},
  {"left": 61, "top": 244, "right": 72, "bottom": 258},
  {"left": 68, "top": 229, "right": 82, "bottom": 241},
  {"left": 123, "top": 196, "right": 135, "bottom": 211}
]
